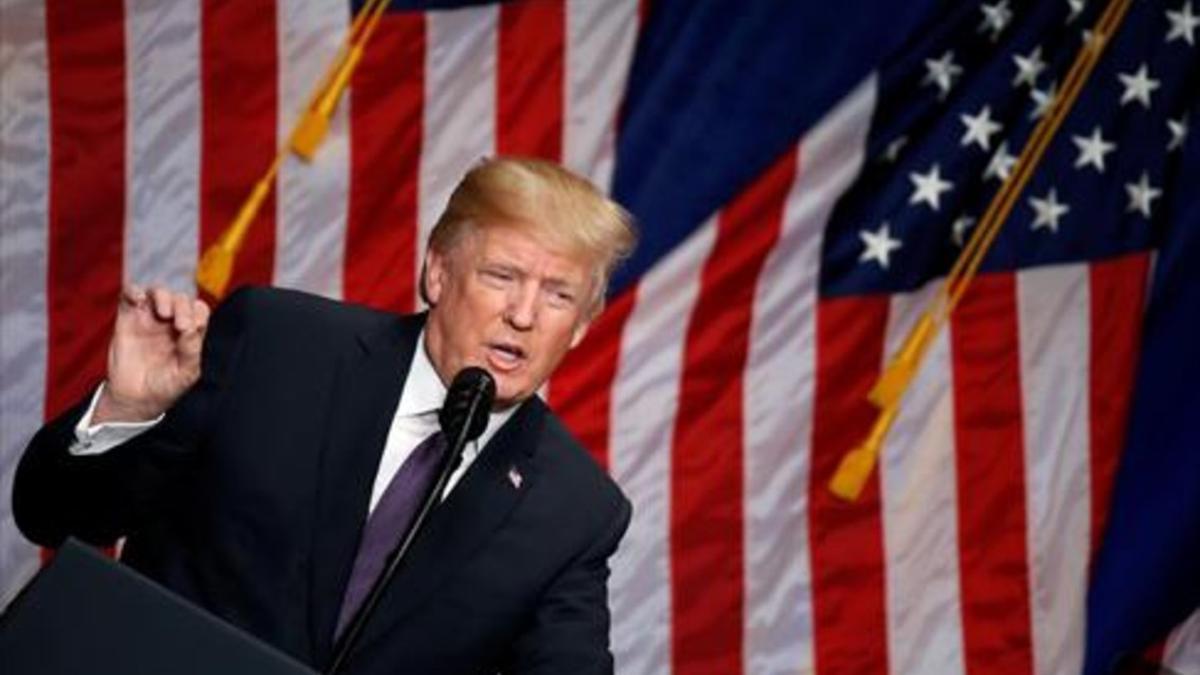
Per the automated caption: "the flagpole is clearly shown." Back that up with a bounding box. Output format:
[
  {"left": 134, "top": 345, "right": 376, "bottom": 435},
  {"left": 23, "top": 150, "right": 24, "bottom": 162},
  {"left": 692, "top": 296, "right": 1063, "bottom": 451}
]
[
  {"left": 830, "top": 0, "right": 1135, "bottom": 501},
  {"left": 195, "top": 0, "right": 390, "bottom": 299}
]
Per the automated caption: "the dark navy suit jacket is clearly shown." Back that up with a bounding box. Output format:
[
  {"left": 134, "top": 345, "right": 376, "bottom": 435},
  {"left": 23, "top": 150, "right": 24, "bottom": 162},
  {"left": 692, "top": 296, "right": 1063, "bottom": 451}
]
[{"left": 15, "top": 286, "right": 632, "bottom": 675}]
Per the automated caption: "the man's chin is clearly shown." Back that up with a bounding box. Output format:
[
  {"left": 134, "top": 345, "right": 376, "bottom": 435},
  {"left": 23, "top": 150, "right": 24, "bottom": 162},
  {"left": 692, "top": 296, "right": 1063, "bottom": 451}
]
[
  {"left": 490, "top": 394, "right": 524, "bottom": 412},
  {"left": 491, "top": 380, "right": 534, "bottom": 411}
]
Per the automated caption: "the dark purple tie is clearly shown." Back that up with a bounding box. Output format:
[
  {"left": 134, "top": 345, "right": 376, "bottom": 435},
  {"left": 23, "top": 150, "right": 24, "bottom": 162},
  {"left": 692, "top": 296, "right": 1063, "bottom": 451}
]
[{"left": 335, "top": 430, "right": 447, "bottom": 638}]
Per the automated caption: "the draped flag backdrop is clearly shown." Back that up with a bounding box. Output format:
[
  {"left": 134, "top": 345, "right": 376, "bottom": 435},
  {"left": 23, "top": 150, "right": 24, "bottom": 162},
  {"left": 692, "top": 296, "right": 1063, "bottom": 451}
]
[{"left": 2, "top": 1, "right": 1199, "bottom": 674}]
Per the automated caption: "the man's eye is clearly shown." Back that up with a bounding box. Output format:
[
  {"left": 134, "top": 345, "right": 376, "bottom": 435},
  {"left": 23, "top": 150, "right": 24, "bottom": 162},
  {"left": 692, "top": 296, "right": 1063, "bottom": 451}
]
[
  {"left": 548, "top": 290, "right": 576, "bottom": 307},
  {"left": 482, "top": 269, "right": 514, "bottom": 283}
]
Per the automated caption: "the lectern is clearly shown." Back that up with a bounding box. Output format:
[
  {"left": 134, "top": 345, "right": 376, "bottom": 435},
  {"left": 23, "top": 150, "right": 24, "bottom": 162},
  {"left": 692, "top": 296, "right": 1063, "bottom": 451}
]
[{"left": 0, "top": 539, "right": 317, "bottom": 675}]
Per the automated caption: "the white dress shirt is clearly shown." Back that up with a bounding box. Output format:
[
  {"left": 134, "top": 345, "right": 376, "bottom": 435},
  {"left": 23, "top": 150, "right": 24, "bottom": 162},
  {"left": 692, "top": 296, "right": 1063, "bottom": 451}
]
[
  {"left": 71, "top": 330, "right": 517, "bottom": 512},
  {"left": 365, "top": 330, "right": 516, "bottom": 508}
]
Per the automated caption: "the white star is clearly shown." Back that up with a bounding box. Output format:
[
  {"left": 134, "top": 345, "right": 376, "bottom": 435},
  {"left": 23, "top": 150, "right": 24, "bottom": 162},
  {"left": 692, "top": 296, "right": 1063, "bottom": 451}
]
[
  {"left": 952, "top": 215, "right": 976, "bottom": 246},
  {"left": 979, "top": 1, "right": 1013, "bottom": 41},
  {"left": 1166, "top": 1, "right": 1200, "bottom": 45},
  {"left": 1125, "top": 172, "right": 1162, "bottom": 218},
  {"left": 883, "top": 135, "right": 908, "bottom": 163},
  {"left": 1072, "top": 126, "right": 1116, "bottom": 172},
  {"left": 859, "top": 223, "right": 903, "bottom": 269},
  {"left": 960, "top": 105, "right": 1003, "bottom": 150},
  {"left": 1029, "top": 188, "right": 1070, "bottom": 232},
  {"left": 909, "top": 164, "right": 954, "bottom": 211},
  {"left": 1030, "top": 81, "right": 1058, "bottom": 119},
  {"left": 1067, "top": 0, "right": 1086, "bottom": 22},
  {"left": 985, "top": 141, "right": 1018, "bottom": 181},
  {"left": 923, "top": 51, "right": 963, "bottom": 99},
  {"left": 1118, "top": 63, "right": 1161, "bottom": 108},
  {"left": 1012, "top": 46, "right": 1046, "bottom": 88},
  {"left": 1168, "top": 115, "right": 1189, "bottom": 151}
]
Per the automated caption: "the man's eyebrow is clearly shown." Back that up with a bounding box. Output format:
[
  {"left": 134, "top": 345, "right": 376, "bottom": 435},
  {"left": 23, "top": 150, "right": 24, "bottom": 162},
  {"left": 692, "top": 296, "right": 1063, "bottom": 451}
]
[
  {"left": 477, "top": 257, "right": 584, "bottom": 290},
  {"left": 543, "top": 277, "right": 586, "bottom": 295},
  {"left": 480, "top": 259, "right": 522, "bottom": 273}
]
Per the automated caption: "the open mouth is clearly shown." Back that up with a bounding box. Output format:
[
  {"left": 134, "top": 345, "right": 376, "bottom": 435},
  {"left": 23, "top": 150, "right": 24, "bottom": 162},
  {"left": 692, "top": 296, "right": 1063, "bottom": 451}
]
[{"left": 486, "top": 342, "right": 526, "bottom": 371}]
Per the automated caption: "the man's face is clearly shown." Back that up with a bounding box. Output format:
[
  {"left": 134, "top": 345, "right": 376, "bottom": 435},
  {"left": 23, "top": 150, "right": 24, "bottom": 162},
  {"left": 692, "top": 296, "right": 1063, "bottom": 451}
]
[{"left": 424, "top": 224, "right": 596, "bottom": 409}]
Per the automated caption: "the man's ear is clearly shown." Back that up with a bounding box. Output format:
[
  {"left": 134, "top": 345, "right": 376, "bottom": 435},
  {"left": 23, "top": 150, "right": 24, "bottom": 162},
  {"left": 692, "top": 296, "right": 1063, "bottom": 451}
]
[
  {"left": 424, "top": 248, "right": 447, "bottom": 305},
  {"left": 569, "top": 316, "right": 592, "bottom": 349},
  {"left": 569, "top": 293, "right": 604, "bottom": 348}
]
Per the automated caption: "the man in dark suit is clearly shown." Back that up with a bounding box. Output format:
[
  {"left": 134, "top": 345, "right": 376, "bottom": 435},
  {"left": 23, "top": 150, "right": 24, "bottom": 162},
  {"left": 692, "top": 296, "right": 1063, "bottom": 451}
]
[{"left": 14, "top": 158, "right": 637, "bottom": 674}]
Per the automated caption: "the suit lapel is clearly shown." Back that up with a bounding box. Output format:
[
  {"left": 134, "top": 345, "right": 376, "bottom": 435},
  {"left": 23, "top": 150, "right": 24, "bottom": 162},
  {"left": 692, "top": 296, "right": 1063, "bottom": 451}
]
[
  {"left": 357, "top": 397, "right": 546, "bottom": 649},
  {"left": 308, "top": 313, "right": 424, "bottom": 662}
]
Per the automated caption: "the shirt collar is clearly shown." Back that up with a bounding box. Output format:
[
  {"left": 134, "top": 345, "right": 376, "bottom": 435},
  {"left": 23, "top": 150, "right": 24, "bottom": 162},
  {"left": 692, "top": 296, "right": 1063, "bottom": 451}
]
[{"left": 398, "top": 329, "right": 447, "bottom": 418}]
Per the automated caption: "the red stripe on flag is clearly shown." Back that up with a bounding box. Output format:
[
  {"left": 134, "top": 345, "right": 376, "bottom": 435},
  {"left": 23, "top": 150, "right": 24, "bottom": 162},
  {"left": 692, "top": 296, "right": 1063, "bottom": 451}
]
[
  {"left": 549, "top": 288, "right": 636, "bottom": 470},
  {"left": 670, "top": 149, "right": 797, "bottom": 675},
  {"left": 809, "top": 295, "right": 890, "bottom": 674},
  {"left": 199, "top": 0, "right": 277, "bottom": 294},
  {"left": 639, "top": 0, "right": 655, "bottom": 25},
  {"left": 1087, "top": 252, "right": 1150, "bottom": 560},
  {"left": 43, "top": 0, "right": 126, "bottom": 420},
  {"left": 950, "top": 272, "right": 1034, "bottom": 675},
  {"left": 345, "top": 12, "right": 425, "bottom": 314},
  {"left": 497, "top": 0, "right": 564, "bottom": 159},
  {"left": 1144, "top": 639, "right": 1167, "bottom": 669}
]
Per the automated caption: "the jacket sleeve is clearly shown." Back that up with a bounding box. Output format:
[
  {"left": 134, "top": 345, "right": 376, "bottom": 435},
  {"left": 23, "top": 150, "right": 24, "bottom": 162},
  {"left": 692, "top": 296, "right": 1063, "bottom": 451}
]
[
  {"left": 502, "top": 493, "right": 633, "bottom": 675},
  {"left": 12, "top": 287, "right": 254, "bottom": 548}
]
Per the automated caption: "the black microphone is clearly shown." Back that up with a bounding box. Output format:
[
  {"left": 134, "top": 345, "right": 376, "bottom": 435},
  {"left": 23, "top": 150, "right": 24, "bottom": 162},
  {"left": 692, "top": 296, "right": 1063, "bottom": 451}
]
[
  {"left": 437, "top": 366, "right": 496, "bottom": 478},
  {"left": 327, "top": 367, "right": 496, "bottom": 674},
  {"left": 439, "top": 366, "right": 496, "bottom": 446}
]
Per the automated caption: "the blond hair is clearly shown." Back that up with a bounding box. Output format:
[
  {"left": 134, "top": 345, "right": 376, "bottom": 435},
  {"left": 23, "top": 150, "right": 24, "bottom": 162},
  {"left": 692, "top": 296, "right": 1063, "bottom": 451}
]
[{"left": 424, "top": 156, "right": 637, "bottom": 314}]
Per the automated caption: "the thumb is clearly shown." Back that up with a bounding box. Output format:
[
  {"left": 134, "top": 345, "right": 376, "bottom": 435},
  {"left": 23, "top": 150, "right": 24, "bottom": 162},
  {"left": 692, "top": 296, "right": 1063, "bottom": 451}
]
[
  {"left": 121, "top": 283, "right": 147, "bottom": 306},
  {"left": 117, "top": 283, "right": 148, "bottom": 319}
]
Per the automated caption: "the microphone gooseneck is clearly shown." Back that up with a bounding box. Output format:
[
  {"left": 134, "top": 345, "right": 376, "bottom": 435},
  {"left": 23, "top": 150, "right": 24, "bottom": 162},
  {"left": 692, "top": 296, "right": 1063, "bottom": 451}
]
[{"left": 327, "top": 366, "right": 496, "bottom": 675}]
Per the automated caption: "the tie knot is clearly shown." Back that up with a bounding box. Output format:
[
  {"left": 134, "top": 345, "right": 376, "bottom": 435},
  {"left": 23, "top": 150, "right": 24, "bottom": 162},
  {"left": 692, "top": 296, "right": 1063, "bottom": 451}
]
[{"left": 415, "top": 430, "right": 447, "bottom": 460}]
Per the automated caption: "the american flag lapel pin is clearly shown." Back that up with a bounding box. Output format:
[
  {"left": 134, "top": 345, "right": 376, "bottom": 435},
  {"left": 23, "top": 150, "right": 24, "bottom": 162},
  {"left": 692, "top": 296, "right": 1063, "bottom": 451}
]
[{"left": 507, "top": 465, "right": 523, "bottom": 489}]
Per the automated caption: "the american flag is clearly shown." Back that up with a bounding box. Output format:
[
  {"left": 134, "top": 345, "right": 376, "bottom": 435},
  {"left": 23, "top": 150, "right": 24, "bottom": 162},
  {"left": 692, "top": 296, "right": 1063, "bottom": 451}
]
[{"left": 1, "top": 1, "right": 1199, "bottom": 674}]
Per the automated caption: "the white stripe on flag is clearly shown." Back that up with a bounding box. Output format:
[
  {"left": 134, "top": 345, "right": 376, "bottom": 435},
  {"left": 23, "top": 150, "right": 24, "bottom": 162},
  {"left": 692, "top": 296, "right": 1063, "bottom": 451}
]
[
  {"left": 418, "top": 5, "right": 499, "bottom": 307},
  {"left": 275, "top": 0, "right": 350, "bottom": 298},
  {"left": 0, "top": 0, "right": 50, "bottom": 607},
  {"left": 881, "top": 284, "right": 967, "bottom": 675},
  {"left": 1016, "top": 263, "right": 1092, "bottom": 675},
  {"left": 563, "top": 0, "right": 638, "bottom": 189},
  {"left": 742, "top": 75, "right": 877, "bottom": 675},
  {"left": 1164, "top": 608, "right": 1200, "bottom": 674},
  {"left": 609, "top": 217, "right": 719, "bottom": 675},
  {"left": 123, "top": 0, "right": 201, "bottom": 292},
  {"left": 742, "top": 157, "right": 819, "bottom": 674}
]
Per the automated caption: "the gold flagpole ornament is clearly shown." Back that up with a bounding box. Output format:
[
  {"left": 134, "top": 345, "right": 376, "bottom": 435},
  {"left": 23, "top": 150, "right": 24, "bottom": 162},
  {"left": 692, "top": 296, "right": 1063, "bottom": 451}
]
[
  {"left": 290, "top": 0, "right": 389, "bottom": 159},
  {"left": 196, "top": 0, "right": 390, "bottom": 298}
]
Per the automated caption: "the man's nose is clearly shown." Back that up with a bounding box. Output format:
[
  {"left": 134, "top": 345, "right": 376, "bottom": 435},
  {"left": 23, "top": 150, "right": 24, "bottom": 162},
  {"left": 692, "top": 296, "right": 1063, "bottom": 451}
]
[{"left": 505, "top": 283, "right": 537, "bottom": 330}]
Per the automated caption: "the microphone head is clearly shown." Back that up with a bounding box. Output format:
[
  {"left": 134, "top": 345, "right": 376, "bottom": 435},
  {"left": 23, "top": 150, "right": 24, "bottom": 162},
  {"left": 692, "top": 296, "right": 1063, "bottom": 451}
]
[{"left": 439, "top": 367, "right": 496, "bottom": 443}]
